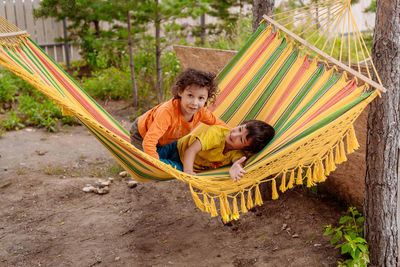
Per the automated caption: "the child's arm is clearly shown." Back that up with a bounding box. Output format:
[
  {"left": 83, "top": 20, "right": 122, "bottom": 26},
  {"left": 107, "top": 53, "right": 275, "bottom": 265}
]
[
  {"left": 229, "top": 156, "right": 246, "bottom": 182},
  {"left": 183, "top": 139, "right": 202, "bottom": 175},
  {"left": 199, "top": 109, "right": 231, "bottom": 129}
]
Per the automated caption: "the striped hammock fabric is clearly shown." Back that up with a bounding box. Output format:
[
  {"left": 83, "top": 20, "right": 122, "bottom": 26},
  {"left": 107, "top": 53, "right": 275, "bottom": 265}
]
[{"left": 0, "top": 16, "right": 379, "bottom": 222}]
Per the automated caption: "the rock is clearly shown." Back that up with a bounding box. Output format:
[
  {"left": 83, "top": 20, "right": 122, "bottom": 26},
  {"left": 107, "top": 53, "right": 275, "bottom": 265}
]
[
  {"left": 127, "top": 180, "right": 138, "bottom": 188},
  {"left": 96, "top": 187, "right": 109, "bottom": 195},
  {"left": 35, "top": 150, "right": 47, "bottom": 156},
  {"left": 119, "top": 171, "right": 128, "bottom": 178},
  {"left": 82, "top": 186, "right": 96, "bottom": 193},
  {"left": 101, "top": 181, "right": 110, "bottom": 187}
]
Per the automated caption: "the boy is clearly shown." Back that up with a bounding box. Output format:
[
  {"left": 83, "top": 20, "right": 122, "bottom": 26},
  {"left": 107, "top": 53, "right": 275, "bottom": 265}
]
[
  {"left": 129, "top": 68, "right": 227, "bottom": 159},
  {"left": 157, "top": 120, "right": 275, "bottom": 181}
]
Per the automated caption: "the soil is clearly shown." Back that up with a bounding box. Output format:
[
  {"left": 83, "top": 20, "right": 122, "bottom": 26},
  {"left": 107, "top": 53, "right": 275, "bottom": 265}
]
[{"left": 0, "top": 100, "right": 347, "bottom": 267}]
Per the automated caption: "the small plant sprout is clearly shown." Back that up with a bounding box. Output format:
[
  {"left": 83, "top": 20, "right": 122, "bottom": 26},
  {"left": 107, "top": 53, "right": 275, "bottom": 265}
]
[{"left": 324, "top": 207, "right": 369, "bottom": 267}]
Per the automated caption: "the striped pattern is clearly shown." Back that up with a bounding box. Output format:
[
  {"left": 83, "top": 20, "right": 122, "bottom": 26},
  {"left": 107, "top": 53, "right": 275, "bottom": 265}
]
[{"left": 0, "top": 18, "right": 378, "bottom": 221}]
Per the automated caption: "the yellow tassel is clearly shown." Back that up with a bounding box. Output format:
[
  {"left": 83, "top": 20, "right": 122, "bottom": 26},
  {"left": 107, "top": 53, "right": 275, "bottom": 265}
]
[
  {"left": 246, "top": 189, "right": 254, "bottom": 210},
  {"left": 312, "top": 163, "right": 319, "bottom": 183},
  {"left": 232, "top": 197, "right": 240, "bottom": 220},
  {"left": 279, "top": 172, "right": 287, "bottom": 192},
  {"left": 339, "top": 139, "right": 347, "bottom": 163},
  {"left": 254, "top": 184, "right": 263, "bottom": 206},
  {"left": 190, "top": 185, "right": 205, "bottom": 211},
  {"left": 324, "top": 152, "right": 332, "bottom": 175},
  {"left": 272, "top": 179, "right": 279, "bottom": 199},
  {"left": 288, "top": 170, "right": 295, "bottom": 189},
  {"left": 224, "top": 195, "right": 232, "bottom": 216},
  {"left": 329, "top": 149, "right": 336, "bottom": 172},
  {"left": 203, "top": 194, "right": 210, "bottom": 213},
  {"left": 346, "top": 131, "right": 354, "bottom": 153},
  {"left": 347, "top": 125, "right": 359, "bottom": 152},
  {"left": 296, "top": 167, "right": 303, "bottom": 185},
  {"left": 210, "top": 197, "right": 218, "bottom": 217},
  {"left": 219, "top": 195, "right": 228, "bottom": 222},
  {"left": 317, "top": 160, "right": 326, "bottom": 182},
  {"left": 334, "top": 144, "right": 341, "bottom": 164},
  {"left": 240, "top": 191, "right": 248, "bottom": 213},
  {"left": 306, "top": 167, "right": 313, "bottom": 187}
]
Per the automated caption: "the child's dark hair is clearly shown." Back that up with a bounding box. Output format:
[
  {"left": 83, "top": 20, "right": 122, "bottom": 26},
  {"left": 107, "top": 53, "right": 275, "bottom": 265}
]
[
  {"left": 171, "top": 68, "right": 218, "bottom": 105},
  {"left": 242, "top": 120, "right": 275, "bottom": 154}
]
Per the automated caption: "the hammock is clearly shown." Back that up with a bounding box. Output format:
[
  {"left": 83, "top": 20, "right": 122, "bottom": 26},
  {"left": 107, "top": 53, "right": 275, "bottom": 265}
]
[{"left": 0, "top": 0, "right": 385, "bottom": 222}]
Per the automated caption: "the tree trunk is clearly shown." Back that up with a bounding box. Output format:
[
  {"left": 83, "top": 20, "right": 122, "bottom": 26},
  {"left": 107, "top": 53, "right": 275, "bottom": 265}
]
[
  {"left": 200, "top": 13, "right": 206, "bottom": 45},
  {"left": 365, "top": 1, "right": 400, "bottom": 266},
  {"left": 155, "top": 0, "right": 163, "bottom": 101},
  {"left": 252, "top": 0, "right": 275, "bottom": 33},
  {"left": 127, "top": 11, "right": 138, "bottom": 107}
]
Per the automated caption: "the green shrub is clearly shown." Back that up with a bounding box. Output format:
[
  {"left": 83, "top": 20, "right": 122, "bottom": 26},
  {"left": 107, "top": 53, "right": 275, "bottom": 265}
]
[
  {"left": 0, "top": 69, "right": 76, "bottom": 132},
  {"left": 0, "top": 71, "right": 20, "bottom": 104},
  {"left": 81, "top": 66, "right": 132, "bottom": 100},
  {"left": 80, "top": 47, "right": 181, "bottom": 106},
  {"left": 324, "top": 207, "right": 369, "bottom": 267},
  {"left": 204, "top": 16, "right": 253, "bottom": 51},
  {"left": 1, "top": 110, "right": 24, "bottom": 130}
]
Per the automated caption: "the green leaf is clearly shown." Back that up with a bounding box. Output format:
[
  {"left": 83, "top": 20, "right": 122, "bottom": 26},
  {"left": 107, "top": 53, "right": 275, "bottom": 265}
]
[
  {"left": 331, "top": 232, "right": 342, "bottom": 244},
  {"left": 323, "top": 225, "right": 334, "bottom": 236},
  {"left": 339, "top": 216, "right": 352, "bottom": 224},
  {"left": 354, "top": 237, "right": 367, "bottom": 244},
  {"left": 341, "top": 243, "right": 351, "bottom": 254},
  {"left": 357, "top": 244, "right": 367, "bottom": 252}
]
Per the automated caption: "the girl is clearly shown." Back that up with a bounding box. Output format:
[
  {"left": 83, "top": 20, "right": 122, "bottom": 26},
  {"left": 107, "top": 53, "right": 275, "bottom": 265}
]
[{"left": 130, "top": 68, "right": 227, "bottom": 159}]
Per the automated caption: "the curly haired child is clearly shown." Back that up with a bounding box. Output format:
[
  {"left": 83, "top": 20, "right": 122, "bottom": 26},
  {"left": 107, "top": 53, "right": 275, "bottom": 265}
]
[{"left": 130, "top": 68, "right": 228, "bottom": 159}]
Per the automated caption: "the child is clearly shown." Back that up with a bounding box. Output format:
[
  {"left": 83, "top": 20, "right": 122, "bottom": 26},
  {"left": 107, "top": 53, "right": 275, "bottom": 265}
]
[
  {"left": 130, "top": 68, "right": 227, "bottom": 159},
  {"left": 157, "top": 120, "right": 275, "bottom": 181}
]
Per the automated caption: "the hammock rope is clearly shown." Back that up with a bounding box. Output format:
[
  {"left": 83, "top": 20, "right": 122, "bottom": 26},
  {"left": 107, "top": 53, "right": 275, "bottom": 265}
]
[
  {"left": 0, "top": 0, "right": 385, "bottom": 222},
  {"left": 271, "top": 0, "right": 382, "bottom": 87}
]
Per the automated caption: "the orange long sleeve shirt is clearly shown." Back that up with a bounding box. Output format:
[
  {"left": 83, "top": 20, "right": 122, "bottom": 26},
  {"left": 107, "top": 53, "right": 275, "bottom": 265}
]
[{"left": 138, "top": 98, "right": 228, "bottom": 159}]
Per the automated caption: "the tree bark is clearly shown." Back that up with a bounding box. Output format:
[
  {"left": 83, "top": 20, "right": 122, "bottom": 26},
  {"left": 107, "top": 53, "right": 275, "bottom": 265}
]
[
  {"left": 155, "top": 0, "right": 163, "bottom": 101},
  {"left": 252, "top": 0, "right": 275, "bottom": 33},
  {"left": 200, "top": 13, "right": 206, "bottom": 45},
  {"left": 365, "top": 1, "right": 400, "bottom": 266},
  {"left": 127, "top": 11, "right": 138, "bottom": 107}
]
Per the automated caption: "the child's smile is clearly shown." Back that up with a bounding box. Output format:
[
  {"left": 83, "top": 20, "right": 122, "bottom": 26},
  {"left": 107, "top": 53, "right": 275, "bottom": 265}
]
[{"left": 225, "top": 125, "right": 252, "bottom": 151}]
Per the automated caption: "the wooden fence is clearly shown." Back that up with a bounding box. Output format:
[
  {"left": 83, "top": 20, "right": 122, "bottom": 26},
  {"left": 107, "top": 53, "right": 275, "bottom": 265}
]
[{"left": 0, "top": 0, "right": 81, "bottom": 63}]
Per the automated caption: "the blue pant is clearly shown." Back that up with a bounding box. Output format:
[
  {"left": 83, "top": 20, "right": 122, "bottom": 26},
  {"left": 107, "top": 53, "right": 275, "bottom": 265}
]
[{"left": 157, "top": 141, "right": 183, "bottom": 171}]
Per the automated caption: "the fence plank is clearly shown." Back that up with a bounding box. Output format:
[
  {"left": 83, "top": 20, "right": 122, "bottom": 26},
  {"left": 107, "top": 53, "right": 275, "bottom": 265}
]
[
  {"left": 5, "top": 0, "right": 16, "bottom": 25},
  {"left": 0, "top": 3, "right": 6, "bottom": 19},
  {"left": 23, "top": 0, "right": 37, "bottom": 41},
  {"left": 1, "top": 0, "right": 83, "bottom": 63},
  {"left": 15, "top": 0, "right": 26, "bottom": 30},
  {"left": 32, "top": 0, "right": 45, "bottom": 44}
]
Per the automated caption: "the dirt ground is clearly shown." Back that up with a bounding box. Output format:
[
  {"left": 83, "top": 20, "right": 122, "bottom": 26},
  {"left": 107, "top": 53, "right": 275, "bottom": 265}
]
[{"left": 0, "top": 101, "right": 347, "bottom": 267}]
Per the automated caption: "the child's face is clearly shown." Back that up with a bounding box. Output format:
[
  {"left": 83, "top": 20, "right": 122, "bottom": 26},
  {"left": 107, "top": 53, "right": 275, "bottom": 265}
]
[
  {"left": 225, "top": 125, "right": 252, "bottom": 151},
  {"left": 178, "top": 85, "right": 208, "bottom": 119}
]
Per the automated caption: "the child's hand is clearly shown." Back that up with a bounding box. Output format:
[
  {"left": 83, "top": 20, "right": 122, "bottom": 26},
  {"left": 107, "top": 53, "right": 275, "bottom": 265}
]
[
  {"left": 229, "top": 157, "right": 246, "bottom": 182},
  {"left": 185, "top": 170, "right": 197, "bottom": 176}
]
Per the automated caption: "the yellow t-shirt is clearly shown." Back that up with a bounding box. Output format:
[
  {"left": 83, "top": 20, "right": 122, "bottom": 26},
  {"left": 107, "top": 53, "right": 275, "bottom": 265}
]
[{"left": 177, "top": 125, "right": 245, "bottom": 171}]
